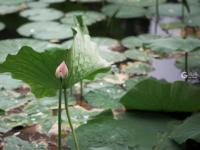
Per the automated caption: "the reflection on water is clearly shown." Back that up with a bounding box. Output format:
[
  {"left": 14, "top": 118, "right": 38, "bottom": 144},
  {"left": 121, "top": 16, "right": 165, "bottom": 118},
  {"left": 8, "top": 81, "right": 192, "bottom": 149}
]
[{"left": 149, "top": 58, "right": 183, "bottom": 82}]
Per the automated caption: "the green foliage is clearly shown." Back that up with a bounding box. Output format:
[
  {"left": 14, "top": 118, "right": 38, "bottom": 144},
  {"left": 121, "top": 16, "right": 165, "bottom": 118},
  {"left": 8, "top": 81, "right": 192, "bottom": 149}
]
[
  {"left": 67, "top": 110, "right": 181, "bottom": 150},
  {"left": 0, "top": 17, "right": 110, "bottom": 98},
  {"left": 101, "top": 4, "right": 147, "bottom": 19},
  {"left": 147, "top": 37, "right": 200, "bottom": 53},
  {"left": 20, "top": 8, "right": 63, "bottom": 21},
  {"left": 171, "top": 113, "right": 200, "bottom": 144},
  {"left": 121, "top": 78, "right": 200, "bottom": 112},
  {"left": 61, "top": 11, "right": 105, "bottom": 26},
  {"left": 17, "top": 22, "right": 73, "bottom": 40}
]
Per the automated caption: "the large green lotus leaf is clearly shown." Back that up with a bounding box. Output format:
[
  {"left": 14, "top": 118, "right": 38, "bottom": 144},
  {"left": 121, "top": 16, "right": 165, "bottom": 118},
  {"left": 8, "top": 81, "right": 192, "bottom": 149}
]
[
  {"left": 148, "top": 3, "right": 200, "bottom": 17},
  {"left": 147, "top": 37, "right": 200, "bottom": 53},
  {"left": 84, "top": 81, "right": 125, "bottom": 109},
  {"left": 101, "top": 4, "right": 147, "bottom": 19},
  {"left": 124, "top": 49, "right": 152, "bottom": 62},
  {"left": 0, "top": 46, "right": 67, "bottom": 97},
  {"left": 0, "top": 38, "right": 60, "bottom": 63},
  {"left": 171, "top": 113, "right": 200, "bottom": 144},
  {"left": 176, "top": 50, "right": 200, "bottom": 73},
  {"left": 61, "top": 11, "right": 105, "bottom": 26},
  {"left": 20, "top": 8, "right": 63, "bottom": 21},
  {"left": 4, "top": 136, "right": 46, "bottom": 150},
  {"left": 0, "top": 22, "right": 5, "bottom": 31},
  {"left": 121, "top": 34, "right": 160, "bottom": 49},
  {"left": 0, "top": 20, "right": 110, "bottom": 97},
  {"left": 106, "top": 0, "right": 166, "bottom": 7},
  {"left": 121, "top": 78, "right": 200, "bottom": 112},
  {"left": 67, "top": 110, "right": 181, "bottom": 150},
  {"left": 17, "top": 21, "right": 73, "bottom": 40}
]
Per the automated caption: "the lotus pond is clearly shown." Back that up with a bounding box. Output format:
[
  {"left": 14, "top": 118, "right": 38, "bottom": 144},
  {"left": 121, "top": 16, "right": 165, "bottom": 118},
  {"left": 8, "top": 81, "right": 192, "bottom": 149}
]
[{"left": 0, "top": 0, "right": 200, "bottom": 150}]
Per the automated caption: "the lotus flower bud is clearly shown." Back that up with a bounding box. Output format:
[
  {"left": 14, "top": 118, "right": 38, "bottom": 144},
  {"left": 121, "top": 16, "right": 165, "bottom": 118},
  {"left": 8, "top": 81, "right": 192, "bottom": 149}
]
[{"left": 55, "top": 61, "right": 68, "bottom": 79}]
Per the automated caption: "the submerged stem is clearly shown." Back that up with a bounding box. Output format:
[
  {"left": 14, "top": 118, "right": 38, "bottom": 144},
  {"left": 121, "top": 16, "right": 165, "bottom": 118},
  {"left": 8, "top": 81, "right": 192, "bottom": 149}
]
[
  {"left": 63, "top": 88, "right": 80, "bottom": 150},
  {"left": 58, "top": 79, "right": 63, "bottom": 150}
]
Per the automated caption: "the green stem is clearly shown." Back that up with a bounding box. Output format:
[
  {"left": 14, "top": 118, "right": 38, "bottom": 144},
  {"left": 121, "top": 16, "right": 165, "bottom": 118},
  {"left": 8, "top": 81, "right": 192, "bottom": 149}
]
[
  {"left": 185, "top": 52, "right": 188, "bottom": 82},
  {"left": 80, "top": 80, "right": 83, "bottom": 100},
  {"left": 64, "top": 88, "right": 80, "bottom": 150},
  {"left": 155, "top": 0, "right": 160, "bottom": 35},
  {"left": 58, "top": 79, "right": 62, "bottom": 150}
]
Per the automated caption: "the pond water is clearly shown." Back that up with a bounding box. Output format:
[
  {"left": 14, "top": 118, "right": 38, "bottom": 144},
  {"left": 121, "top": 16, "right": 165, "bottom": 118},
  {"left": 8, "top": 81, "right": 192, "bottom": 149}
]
[{"left": 149, "top": 58, "right": 183, "bottom": 82}]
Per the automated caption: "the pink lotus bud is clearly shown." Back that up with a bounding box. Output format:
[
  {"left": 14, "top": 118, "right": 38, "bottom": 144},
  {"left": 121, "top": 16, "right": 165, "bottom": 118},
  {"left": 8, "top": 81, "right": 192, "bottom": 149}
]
[{"left": 55, "top": 61, "right": 68, "bottom": 79}]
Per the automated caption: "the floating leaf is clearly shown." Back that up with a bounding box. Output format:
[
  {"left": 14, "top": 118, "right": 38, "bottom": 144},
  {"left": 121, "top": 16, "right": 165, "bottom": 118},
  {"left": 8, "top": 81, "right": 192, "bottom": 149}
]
[
  {"left": 121, "top": 78, "right": 200, "bottom": 112},
  {"left": 98, "top": 47, "right": 126, "bottom": 64},
  {"left": 106, "top": 0, "right": 166, "bottom": 7},
  {"left": 27, "top": 1, "right": 50, "bottom": 8},
  {"left": 122, "top": 62, "right": 153, "bottom": 75},
  {"left": 92, "top": 37, "right": 119, "bottom": 48},
  {"left": 0, "top": 0, "right": 28, "bottom": 5},
  {"left": 0, "top": 90, "right": 28, "bottom": 111},
  {"left": 124, "top": 49, "right": 152, "bottom": 62},
  {"left": 67, "top": 110, "right": 180, "bottom": 150},
  {"left": 39, "top": 0, "right": 65, "bottom": 3},
  {"left": 171, "top": 113, "right": 200, "bottom": 144},
  {"left": 70, "top": 0, "right": 103, "bottom": 2},
  {"left": 4, "top": 136, "right": 46, "bottom": 150},
  {"left": 121, "top": 34, "right": 160, "bottom": 49},
  {"left": 147, "top": 37, "right": 200, "bottom": 53},
  {"left": 148, "top": 3, "right": 200, "bottom": 17},
  {"left": 20, "top": 8, "right": 63, "bottom": 21},
  {"left": 61, "top": 11, "right": 105, "bottom": 26},
  {"left": 17, "top": 21, "right": 73, "bottom": 40},
  {"left": 102, "top": 4, "right": 147, "bottom": 19},
  {"left": 0, "top": 5, "right": 25, "bottom": 15}
]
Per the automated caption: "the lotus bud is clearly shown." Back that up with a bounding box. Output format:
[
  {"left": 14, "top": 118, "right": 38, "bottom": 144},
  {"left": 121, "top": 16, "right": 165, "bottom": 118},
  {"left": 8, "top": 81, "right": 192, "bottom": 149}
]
[{"left": 55, "top": 61, "right": 68, "bottom": 79}]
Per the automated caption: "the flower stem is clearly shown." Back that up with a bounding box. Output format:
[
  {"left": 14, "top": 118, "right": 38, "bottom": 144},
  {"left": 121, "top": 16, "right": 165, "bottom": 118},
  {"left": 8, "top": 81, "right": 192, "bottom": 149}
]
[
  {"left": 63, "top": 88, "right": 80, "bottom": 150},
  {"left": 58, "top": 79, "right": 63, "bottom": 150}
]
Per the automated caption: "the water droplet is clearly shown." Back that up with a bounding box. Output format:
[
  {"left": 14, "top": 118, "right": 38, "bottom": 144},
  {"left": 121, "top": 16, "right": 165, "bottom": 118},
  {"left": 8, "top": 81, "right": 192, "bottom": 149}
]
[
  {"left": 30, "top": 29, "right": 35, "bottom": 33},
  {"left": 106, "top": 89, "right": 110, "bottom": 93},
  {"left": 168, "top": 9, "right": 174, "bottom": 13}
]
